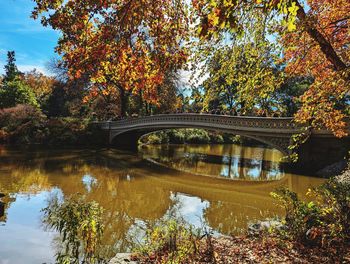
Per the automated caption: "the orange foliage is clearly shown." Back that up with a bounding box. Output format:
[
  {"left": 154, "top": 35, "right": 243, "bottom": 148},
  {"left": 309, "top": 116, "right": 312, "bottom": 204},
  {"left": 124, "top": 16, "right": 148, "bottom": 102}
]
[
  {"left": 281, "top": 0, "right": 350, "bottom": 136},
  {"left": 32, "top": 0, "right": 189, "bottom": 113}
]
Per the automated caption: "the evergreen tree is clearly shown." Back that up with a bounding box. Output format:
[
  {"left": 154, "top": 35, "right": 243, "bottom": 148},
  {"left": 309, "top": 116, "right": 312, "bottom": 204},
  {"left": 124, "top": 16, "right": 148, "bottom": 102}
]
[
  {"left": 3, "top": 51, "right": 20, "bottom": 83},
  {"left": 0, "top": 51, "right": 38, "bottom": 108}
]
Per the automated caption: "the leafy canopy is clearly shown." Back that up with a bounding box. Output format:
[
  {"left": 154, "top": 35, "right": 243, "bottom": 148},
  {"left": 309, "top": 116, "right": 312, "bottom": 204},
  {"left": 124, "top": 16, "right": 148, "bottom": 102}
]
[
  {"left": 192, "top": 0, "right": 350, "bottom": 136},
  {"left": 32, "top": 0, "right": 190, "bottom": 113}
]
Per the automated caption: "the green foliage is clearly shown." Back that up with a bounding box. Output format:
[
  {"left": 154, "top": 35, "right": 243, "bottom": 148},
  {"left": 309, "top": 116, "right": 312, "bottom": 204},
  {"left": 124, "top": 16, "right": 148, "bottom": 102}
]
[
  {"left": 209, "top": 133, "right": 224, "bottom": 144},
  {"left": 167, "top": 129, "right": 186, "bottom": 144},
  {"left": 184, "top": 129, "right": 210, "bottom": 144},
  {"left": 141, "top": 129, "right": 244, "bottom": 145},
  {"left": 3, "top": 51, "right": 20, "bottom": 83},
  {"left": 194, "top": 9, "right": 285, "bottom": 117},
  {"left": 135, "top": 219, "right": 200, "bottom": 264},
  {"left": 0, "top": 79, "right": 39, "bottom": 108},
  {"left": 144, "top": 133, "right": 163, "bottom": 145},
  {"left": 277, "top": 76, "right": 312, "bottom": 116},
  {"left": 42, "top": 195, "right": 105, "bottom": 264},
  {"left": 141, "top": 131, "right": 170, "bottom": 145},
  {"left": 271, "top": 178, "right": 350, "bottom": 247},
  {"left": 46, "top": 117, "right": 87, "bottom": 145}
]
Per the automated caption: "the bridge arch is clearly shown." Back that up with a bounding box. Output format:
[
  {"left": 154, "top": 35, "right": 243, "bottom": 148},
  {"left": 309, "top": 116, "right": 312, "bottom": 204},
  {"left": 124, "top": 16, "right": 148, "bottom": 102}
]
[
  {"left": 102, "top": 114, "right": 298, "bottom": 155},
  {"left": 110, "top": 128, "right": 289, "bottom": 155}
]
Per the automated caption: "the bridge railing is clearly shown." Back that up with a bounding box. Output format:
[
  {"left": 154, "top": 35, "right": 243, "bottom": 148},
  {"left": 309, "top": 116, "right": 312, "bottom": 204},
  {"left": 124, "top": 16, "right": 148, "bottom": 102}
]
[{"left": 96, "top": 113, "right": 302, "bottom": 133}]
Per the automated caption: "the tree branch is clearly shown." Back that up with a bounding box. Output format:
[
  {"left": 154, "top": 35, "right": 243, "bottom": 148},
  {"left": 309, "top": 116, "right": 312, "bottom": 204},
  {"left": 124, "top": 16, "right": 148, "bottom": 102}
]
[{"left": 295, "top": 1, "right": 347, "bottom": 71}]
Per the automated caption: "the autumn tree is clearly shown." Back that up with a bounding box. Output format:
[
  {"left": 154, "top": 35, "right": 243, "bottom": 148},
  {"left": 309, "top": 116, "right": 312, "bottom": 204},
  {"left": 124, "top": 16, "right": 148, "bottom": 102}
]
[
  {"left": 23, "top": 69, "right": 57, "bottom": 106},
  {"left": 32, "top": 0, "right": 190, "bottom": 117},
  {"left": 192, "top": 0, "right": 350, "bottom": 136}
]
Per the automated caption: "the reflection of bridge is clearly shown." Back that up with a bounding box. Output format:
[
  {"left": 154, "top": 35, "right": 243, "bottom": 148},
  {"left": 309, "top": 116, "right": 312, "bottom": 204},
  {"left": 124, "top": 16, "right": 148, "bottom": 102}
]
[{"left": 96, "top": 114, "right": 350, "bottom": 172}]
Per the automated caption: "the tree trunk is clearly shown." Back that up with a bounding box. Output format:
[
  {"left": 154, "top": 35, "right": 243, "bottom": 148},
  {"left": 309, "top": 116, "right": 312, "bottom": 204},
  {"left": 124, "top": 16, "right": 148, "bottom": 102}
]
[
  {"left": 295, "top": 1, "right": 347, "bottom": 71},
  {"left": 118, "top": 86, "right": 127, "bottom": 117}
]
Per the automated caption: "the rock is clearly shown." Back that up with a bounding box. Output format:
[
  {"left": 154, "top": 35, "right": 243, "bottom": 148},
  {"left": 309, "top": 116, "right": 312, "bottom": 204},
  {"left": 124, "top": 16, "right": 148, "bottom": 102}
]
[
  {"left": 109, "top": 253, "right": 138, "bottom": 264},
  {"left": 335, "top": 167, "right": 350, "bottom": 184},
  {"left": 248, "top": 220, "right": 284, "bottom": 236}
]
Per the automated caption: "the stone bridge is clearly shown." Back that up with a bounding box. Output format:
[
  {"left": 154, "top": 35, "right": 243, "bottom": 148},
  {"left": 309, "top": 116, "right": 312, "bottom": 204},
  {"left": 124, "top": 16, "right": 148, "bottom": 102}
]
[{"left": 96, "top": 114, "right": 350, "bottom": 173}]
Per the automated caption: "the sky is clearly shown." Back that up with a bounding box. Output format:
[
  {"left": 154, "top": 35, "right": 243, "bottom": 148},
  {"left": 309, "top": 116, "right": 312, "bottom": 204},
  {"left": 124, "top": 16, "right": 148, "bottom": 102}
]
[{"left": 0, "top": 0, "right": 59, "bottom": 75}]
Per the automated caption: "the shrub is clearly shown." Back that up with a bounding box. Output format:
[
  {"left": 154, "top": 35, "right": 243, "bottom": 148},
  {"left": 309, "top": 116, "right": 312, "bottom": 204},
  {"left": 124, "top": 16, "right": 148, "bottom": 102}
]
[
  {"left": 223, "top": 134, "right": 242, "bottom": 144},
  {"left": 167, "top": 129, "right": 185, "bottom": 144},
  {"left": 135, "top": 219, "right": 200, "bottom": 264},
  {"left": 271, "top": 178, "right": 350, "bottom": 247},
  {"left": 185, "top": 129, "right": 210, "bottom": 144},
  {"left": 141, "top": 131, "right": 170, "bottom": 145},
  {"left": 42, "top": 195, "right": 104, "bottom": 264},
  {"left": 144, "top": 133, "right": 163, "bottom": 144},
  {"left": 0, "top": 104, "right": 47, "bottom": 144},
  {"left": 209, "top": 133, "right": 224, "bottom": 143},
  {"left": 46, "top": 117, "right": 88, "bottom": 145}
]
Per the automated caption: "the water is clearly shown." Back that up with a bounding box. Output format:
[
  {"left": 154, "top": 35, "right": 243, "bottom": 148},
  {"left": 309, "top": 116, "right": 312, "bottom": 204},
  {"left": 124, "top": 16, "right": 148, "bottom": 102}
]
[{"left": 0, "top": 144, "right": 324, "bottom": 263}]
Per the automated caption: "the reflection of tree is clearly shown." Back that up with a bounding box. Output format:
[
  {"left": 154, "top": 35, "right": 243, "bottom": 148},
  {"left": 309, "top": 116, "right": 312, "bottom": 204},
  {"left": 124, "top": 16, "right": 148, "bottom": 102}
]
[
  {"left": 0, "top": 193, "right": 5, "bottom": 222},
  {"left": 0, "top": 166, "right": 52, "bottom": 222},
  {"left": 140, "top": 144, "right": 285, "bottom": 180}
]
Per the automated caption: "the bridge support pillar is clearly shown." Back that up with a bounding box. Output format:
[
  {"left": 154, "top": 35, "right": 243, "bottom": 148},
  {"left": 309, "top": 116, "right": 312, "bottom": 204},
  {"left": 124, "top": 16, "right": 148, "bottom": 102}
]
[
  {"left": 294, "top": 136, "right": 350, "bottom": 174},
  {"left": 110, "top": 131, "right": 144, "bottom": 151}
]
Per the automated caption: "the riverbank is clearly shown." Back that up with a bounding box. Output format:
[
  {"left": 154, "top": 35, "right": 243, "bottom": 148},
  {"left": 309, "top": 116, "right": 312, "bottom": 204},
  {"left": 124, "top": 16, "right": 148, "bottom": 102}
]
[{"left": 111, "top": 234, "right": 350, "bottom": 264}]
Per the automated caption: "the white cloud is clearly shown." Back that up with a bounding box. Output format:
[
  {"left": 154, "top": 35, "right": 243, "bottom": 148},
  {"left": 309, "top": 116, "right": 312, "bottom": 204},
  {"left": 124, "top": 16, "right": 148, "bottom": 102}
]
[
  {"left": 0, "top": 64, "right": 52, "bottom": 76},
  {"left": 17, "top": 65, "right": 47, "bottom": 74}
]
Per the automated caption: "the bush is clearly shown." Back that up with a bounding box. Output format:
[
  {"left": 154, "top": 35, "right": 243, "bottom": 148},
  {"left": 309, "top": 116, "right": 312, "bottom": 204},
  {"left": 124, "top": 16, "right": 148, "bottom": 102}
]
[
  {"left": 0, "top": 107, "right": 104, "bottom": 146},
  {"left": 185, "top": 129, "right": 210, "bottom": 144},
  {"left": 135, "top": 219, "right": 200, "bottom": 264},
  {"left": 167, "top": 129, "right": 185, "bottom": 144},
  {"left": 141, "top": 129, "right": 239, "bottom": 145},
  {"left": 223, "top": 134, "right": 242, "bottom": 144},
  {"left": 144, "top": 133, "right": 163, "bottom": 144},
  {"left": 0, "top": 104, "right": 47, "bottom": 144},
  {"left": 42, "top": 195, "right": 104, "bottom": 264},
  {"left": 209, "top": 133, "right": 224, "bottom": 143},
  {"left": 46, "top": 117, "right": 87, "bottom": 145},
  {"left": 271, "top": 178, "right": 350, "bottom": 247},
  {"left": 0, "top": 79, "right": 38, "bottom": 108}
]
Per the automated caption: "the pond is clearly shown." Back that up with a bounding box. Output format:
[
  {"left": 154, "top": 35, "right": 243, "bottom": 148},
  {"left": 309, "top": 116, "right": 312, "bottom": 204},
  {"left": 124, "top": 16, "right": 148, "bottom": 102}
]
[{"left": 0, "top": 144, "right": 324, "bottom": 263}]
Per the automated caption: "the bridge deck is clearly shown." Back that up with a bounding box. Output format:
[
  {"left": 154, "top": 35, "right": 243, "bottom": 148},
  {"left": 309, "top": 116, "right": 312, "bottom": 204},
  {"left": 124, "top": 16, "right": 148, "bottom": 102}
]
[{"left": 97, "top": 114, "right": 334, "bottom": 136}]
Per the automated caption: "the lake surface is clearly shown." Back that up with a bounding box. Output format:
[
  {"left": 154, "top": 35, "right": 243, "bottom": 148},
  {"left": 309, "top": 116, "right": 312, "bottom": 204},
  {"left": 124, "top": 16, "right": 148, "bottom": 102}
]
[{"left": 0, "top": 144, "right": 324, "bottom": 263}]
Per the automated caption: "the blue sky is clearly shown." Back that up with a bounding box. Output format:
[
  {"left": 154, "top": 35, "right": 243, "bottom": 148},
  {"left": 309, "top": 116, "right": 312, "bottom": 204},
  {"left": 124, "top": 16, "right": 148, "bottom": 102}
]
[{"left": 0, "top": 0, "right": 59, "bottom": 75}]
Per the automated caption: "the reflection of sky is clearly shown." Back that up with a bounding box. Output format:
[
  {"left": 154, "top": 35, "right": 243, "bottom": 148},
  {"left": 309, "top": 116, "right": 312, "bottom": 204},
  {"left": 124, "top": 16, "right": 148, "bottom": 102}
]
[
  {"left": 82, "top": 174, "right": 98, "bottom": 193},
  {"left": 170, "top": 192, "right": 209, "bottom": 227},
  {"left": 0, "top": 192, "right": 56, "bottom": 264}
]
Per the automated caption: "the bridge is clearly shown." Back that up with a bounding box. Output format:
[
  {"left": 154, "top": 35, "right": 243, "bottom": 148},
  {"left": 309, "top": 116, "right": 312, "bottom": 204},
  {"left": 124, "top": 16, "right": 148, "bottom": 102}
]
[{"left": 96, "top": 114, "right": 350, "bottom": 173}]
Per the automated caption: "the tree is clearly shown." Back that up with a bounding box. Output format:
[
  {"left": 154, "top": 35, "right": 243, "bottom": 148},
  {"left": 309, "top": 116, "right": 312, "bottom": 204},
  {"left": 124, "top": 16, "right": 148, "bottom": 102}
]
[
  {"left": 32, "top": 0, "right": 190, "bottom": 117},
  {"left": 0, "top": 52, "right": 38, "bottom": 108},
  {"left": 23, "top": 69, "right": 57, "bottom": 106},
  {"left": 3, "top": 51, "right": 21, "bottom": 83},
  {"left": 193, "top": 9, "right": 284, "bottom": 116},
  {"left": 0, "top": 79, "right": 39, "bottom": 108},
  {"left": 192, "top": 0, "right": 350, "bottom": 136},
  {"left": 201, "top": 43, "right": 284, "bottom": 116}
]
